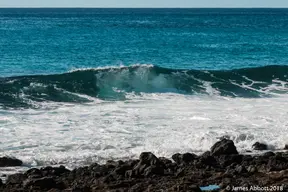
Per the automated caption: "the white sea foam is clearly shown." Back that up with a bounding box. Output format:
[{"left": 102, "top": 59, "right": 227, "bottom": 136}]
[
  {"left": 0, "top": 92, "right": 288, "bottom": 175},
  {"left": 69, "top": 64, "right": 154, "bottom": 73}
]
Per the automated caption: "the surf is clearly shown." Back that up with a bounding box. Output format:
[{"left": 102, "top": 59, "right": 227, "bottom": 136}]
[{"left": 0, "top": 64, "right": 287, "bottom": 108}]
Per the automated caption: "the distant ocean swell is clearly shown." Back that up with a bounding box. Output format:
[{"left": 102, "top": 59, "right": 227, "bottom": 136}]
[{"left": 0, "top": 64, "right": 287, "bottom": 108}]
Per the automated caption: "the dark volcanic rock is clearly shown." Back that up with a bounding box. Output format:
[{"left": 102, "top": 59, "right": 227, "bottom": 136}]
[
  {"left": 0, "top": 157, "right": 22, "bottom": 167},
  {"left": 172, "top": 153, "right": 197, "bottom": 164},
  {"left": 139, "top": 152, "right": 160, "bottom": 166},
  {"left": 252, "top": 142, "right": 268, "bottom": 150},
  {"left": 210, "top": 139, "right": 238, "bottom": 156},
  {"left": 247, "top": 165, "right": 258, "bottom": 173},
  {"left": 1, "top": 141, "right": 288, "bottom": 192},
  {"left": 143, "top": 165, "right": 164, "bottom": 176},
  {"left": 235, "top": 165, "right": 248, "bottom": 174},
  {"left": 26, "top": 168, "right": 43, "bottom": 179},
  {"left": 263, "top": 151, "right": 275, "bottom": 157},
  {"left": 23, "top": 177, "right": 60, "bottom": 190},
  {"left": 6, "top": 173, "right": 27, "bottom": 184},
  {"left": 217, "top": 154, "right": 243, "bottom": 167},
  {"left": 199, "top": 151, "right": 217, "bottom": 167},
  {"left": 113, "top": 164, "right": 131, "bottom": 176},
  {"left": 132, "top": 152, "right": 165, "bottom": 177}
]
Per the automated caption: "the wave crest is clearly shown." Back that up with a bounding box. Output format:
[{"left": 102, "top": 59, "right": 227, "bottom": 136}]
[{"left": 0, "top": 65, "right": 287, "bottom": 108}]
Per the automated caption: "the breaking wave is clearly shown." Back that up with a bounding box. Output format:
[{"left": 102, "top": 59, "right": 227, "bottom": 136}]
[{"left": 0, "top": 64, "right": 287, "bottom": 108}]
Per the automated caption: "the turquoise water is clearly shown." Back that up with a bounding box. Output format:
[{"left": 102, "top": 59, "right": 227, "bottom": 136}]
[
  {"left": 1, "top": 8, "right": 288, "bottom": 77},
  {"left": 1, "top": 9, "right": 288, "bottom": 108},
  {"left": 0, "top": 9, "right": 288, "bottom": 173}
]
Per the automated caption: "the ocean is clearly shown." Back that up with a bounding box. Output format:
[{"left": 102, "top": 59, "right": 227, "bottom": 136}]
[{"left": 0, "top": 8, "right": 288, "bottom": 174}]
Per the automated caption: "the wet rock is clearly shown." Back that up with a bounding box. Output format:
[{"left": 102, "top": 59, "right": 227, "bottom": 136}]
[
  {"left": 189, "top": 185, "right": 202, "bottom": 192},
  {"left": 106, "top": 160, "right": 124, "bottom": 169},
  {"left": 252, "top": 142, "right": 268, "bottom": 150},
  {"left": 247, "top": 165, "right": 258, "bottom": 173},
  {"left": 171, "top": 184, "right": 201, "bottom": 192},
  {"left": 0, "top": 157, "right": 23, "bottom": 167},
  {"left": 6, "top": 173, "right": 27, "bottom": 184},
  {"left": 211, "top": 139, "right": 238, "bottom": 156},
  {"left": 138, "top": 152, "right": 160, "bottom": 166},
  {"left": 172, "top": 153, "right": 197, "bottom": 164},
  {"left": 266, "top": 155, "right": 288, "bottom": 172},
  {"left": 199, "top": 152, "right": 217, "bottom": 167},
  {"left": 125, "top": 159, "right": 139, "bottom": 168},
  {"left": 113, "top": 164, "right": 131, "bottom": 176},
  {"left": 133, "top": 164, "right": 148, "bottom": 176},
  {"left": 39, "top": 165, "right": 70, "bottom": 177},
  {"left": 90, "top": 164, "right": 110, "bottom": 177},
  {"left": 23, "top": 177, "right": 59, "bottom": 190},
  {"left": 26, "top": 168, "right": 42, "bottom": 179},
  {"left": 131, "top": 152, "right": 164, "bottom": 177},
  {"left": 235, "top": 165, "right": 248, "bottom": 174},
  {"left": 1, "top": 139, "right": 288, "bottom": 192},
  {"left": 217, "top": 154, "right": 243, "bottom": 167},
  {"left": 263, "top": 151, "right": 275, "bottom": 157},
  {"left": 159, "top": 157, "right": 172, "bottom": 165},
  {"left": 143, "top": 165, "right": 164, "bottom": 177},
  {"left": 125, "top": 170, "right": 134, "bottom": 178}
]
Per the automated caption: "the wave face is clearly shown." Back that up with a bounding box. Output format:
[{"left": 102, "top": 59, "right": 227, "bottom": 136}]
[{"left": 0, "top": 65, "right": 287, "bottom": 108}]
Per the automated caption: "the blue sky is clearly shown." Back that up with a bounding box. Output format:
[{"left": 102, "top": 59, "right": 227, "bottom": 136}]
[{"left": 0, "top": 0, "right": 288, "bottom": 8}]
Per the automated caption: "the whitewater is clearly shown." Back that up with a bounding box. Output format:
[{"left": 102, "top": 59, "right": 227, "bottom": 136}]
[
  {"left": 1, "top": 8, "right": 288, "bottom": 178},
  {"left": 1, "top": 64, "right": 288, "bottom": 176}
]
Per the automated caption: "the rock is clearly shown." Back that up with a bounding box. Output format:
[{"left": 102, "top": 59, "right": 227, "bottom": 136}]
[
  {"left": 285, "top": 145, "right": 288, "bottom": 150},
  {"left": 247, "top": 165, "right": 257, "bottom": 173},
  {"left": 171, "top": 184, "right": 201, "bottom": 192},
  {"left": 159, "top": 157, "right": 172, "bottom": 165},
  {"left": 38, "top": 165, "right": 70, "bottom": 177},
  {"left": 113, "top": 165, "right": 131, "bottom": 176},
  {"left": 0, "top": 178, "right": 2, "bottom": 187},
  {"left": 199, "top": 152, "right": 217, "bottom": 166},
  {"left": 217, "top": 155, "right": 243, "bottom": 167},
  {"left": 252, "top": 142, "right": 268, "bottom": 150},
  {"left": 143, "top": 165, "right": 164, "bottom": 176},
  {"left": 235, "top": 165, "right": 248, "bottom": 174},
  {"left": 2, "top": 147, "right": 288, "bottom": 192},
  {"left": 172, "top": 153, "right": 197, "bottom": 164},
  {"left": 6, "top": 173, "right": 27, "bottom": 184},
  {"left": 266, "top": 155, "right": 288, "bottom": 172},
  {"left": 263, "top": 151, "right": 275, "bottom": 157},
  {"left": 189, "top": 185, "right": 202, "bottom": 192},
  {"left": 210, "top": 139, "right": 238, "bottom": 156},
  {"left": 0, "top": 157, "right": 23, "bottom": 167},
  {"left": 138, "top": 152, "right": 160, "bottom": 166},
  {"left": 90, "top": 164, "right": 110, "bottom": 177},
  {"left": 106, "top": 160, "right": 124, "bottom": 169},
  {"left": 242, "top": 155, "right": 253, "bottom": 162},
  {"left": 125, "top": 159, "right": 139, "bottom": 168},
  {"left": 133, "top": 163, "right": 148, "bottom": 176},
  {"left": 23, "top": 177, "right": 60, "bottom": 190},
  {"left": 125, "top": 170, "right": 134, "bottom": 178},
  {"left": 26, "top": 168, "right": 42, "bottom": 179},
  {"left": 131, "top": 152, "right": 166, "bottom": 178},
  {"left": 51, "top": 165, "right": 70, "bottom": 176}
]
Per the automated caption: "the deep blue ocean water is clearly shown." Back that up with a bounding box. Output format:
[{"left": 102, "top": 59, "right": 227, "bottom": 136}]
[
  {"left": 0, "top": 9, "right": 288, "bottom": 107},
  {"left": 1, "top": 8, "right": 288, "bottom": 76},
  {"left": 0, "top": 9, "right": 288, "bottom": 172}
]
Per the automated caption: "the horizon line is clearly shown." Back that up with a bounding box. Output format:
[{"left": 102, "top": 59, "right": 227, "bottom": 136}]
[{"left": 1, "top": 7, "right": 288, "bottom": 9}]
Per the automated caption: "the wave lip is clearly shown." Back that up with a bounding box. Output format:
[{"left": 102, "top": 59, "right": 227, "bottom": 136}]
[{"left": 0, "top": 64, "right": 287, "bottom": 108}]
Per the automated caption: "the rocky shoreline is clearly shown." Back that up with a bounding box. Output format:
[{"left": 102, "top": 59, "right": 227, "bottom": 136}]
[{"left": 0, "top": 139, "right": 287, "bottom": 192}]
